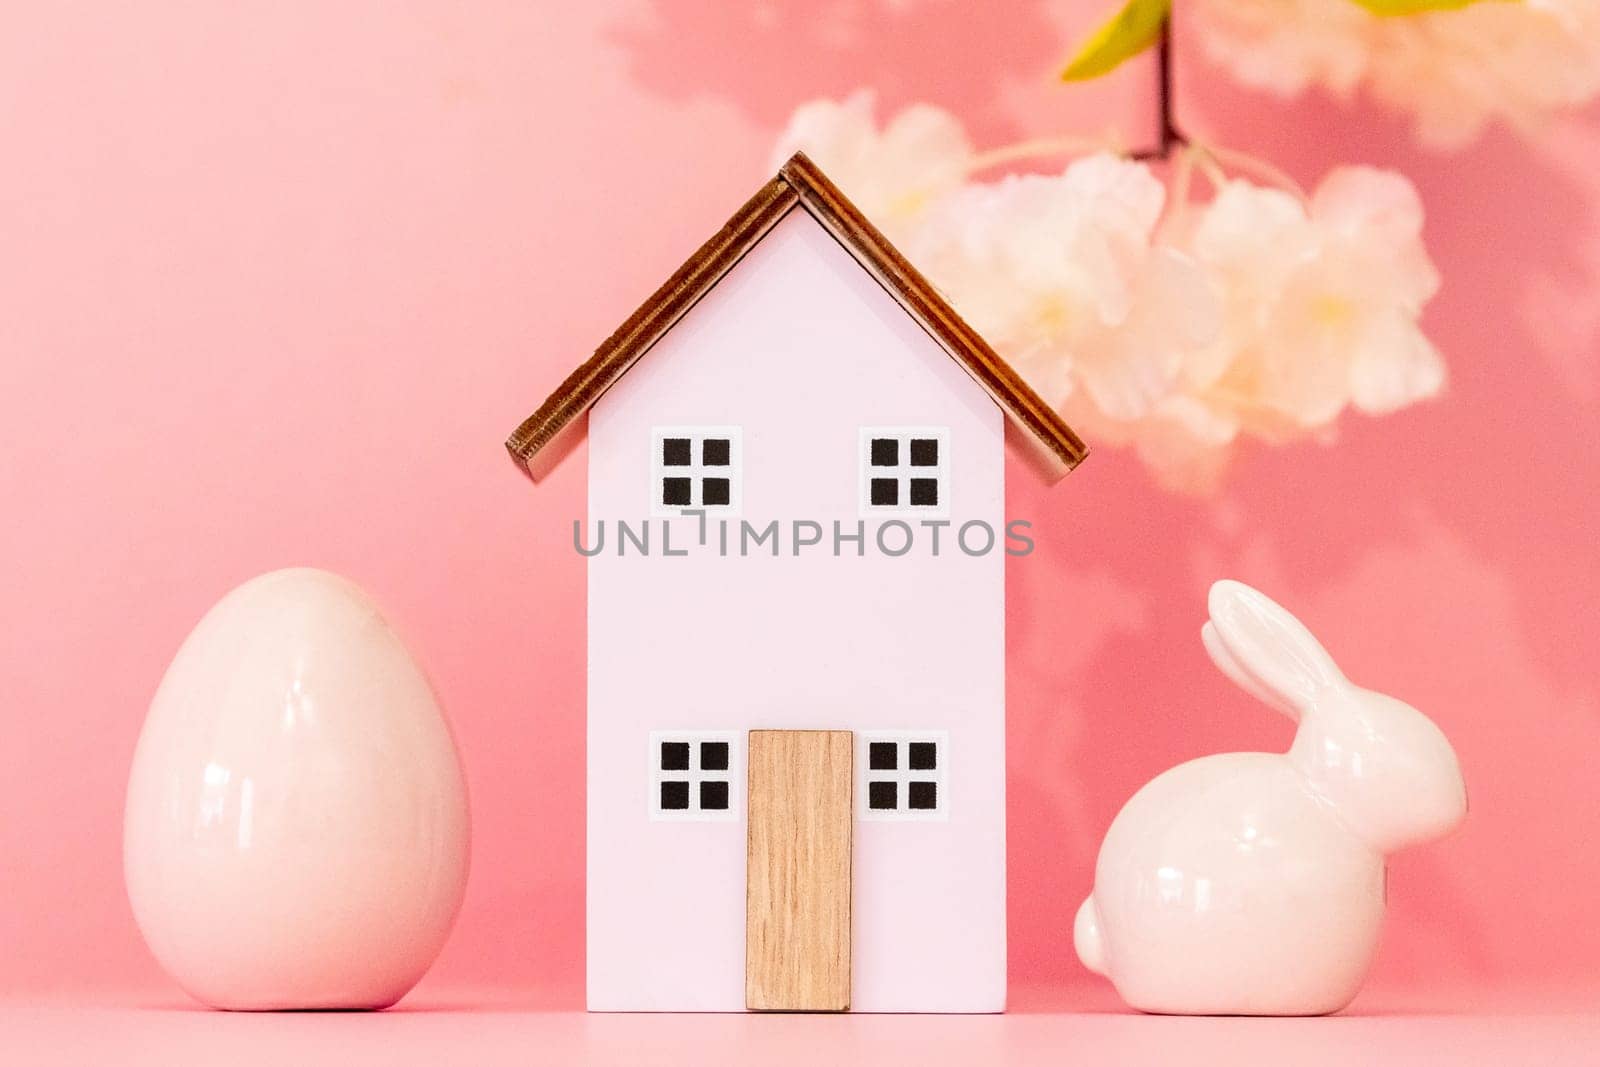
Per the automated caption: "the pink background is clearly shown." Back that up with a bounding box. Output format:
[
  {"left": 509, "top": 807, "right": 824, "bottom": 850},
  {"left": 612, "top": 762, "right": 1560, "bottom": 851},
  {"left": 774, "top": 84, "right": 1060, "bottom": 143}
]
[{"left": 2, "top": 0, "right": 1597, "bottom": 1013}]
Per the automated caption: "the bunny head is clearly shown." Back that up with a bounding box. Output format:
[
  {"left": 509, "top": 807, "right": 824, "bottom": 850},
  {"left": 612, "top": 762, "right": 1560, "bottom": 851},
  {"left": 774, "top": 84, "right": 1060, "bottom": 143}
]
[{"left": 1203, "top": 580, "right": 1467, "bottom": 855}]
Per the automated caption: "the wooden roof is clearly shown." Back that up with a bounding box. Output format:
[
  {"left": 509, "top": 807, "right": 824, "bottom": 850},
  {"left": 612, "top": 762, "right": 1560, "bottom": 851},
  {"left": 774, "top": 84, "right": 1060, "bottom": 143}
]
[{"left": 505, "top": 152, "right": 1088, "bottom": 482}]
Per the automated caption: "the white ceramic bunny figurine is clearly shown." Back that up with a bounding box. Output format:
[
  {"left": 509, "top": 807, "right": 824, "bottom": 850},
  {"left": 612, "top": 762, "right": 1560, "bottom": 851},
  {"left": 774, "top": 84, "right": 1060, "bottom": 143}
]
[{"left": 1074, "top": 579, "right": 1467, "bottom": 1015}]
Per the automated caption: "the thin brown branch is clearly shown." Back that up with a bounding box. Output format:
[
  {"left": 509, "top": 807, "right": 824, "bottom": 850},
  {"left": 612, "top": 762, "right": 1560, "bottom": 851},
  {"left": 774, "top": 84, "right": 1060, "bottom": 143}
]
[{"left": 1132, "top": 15, "right": 1188, "bottom": 162}]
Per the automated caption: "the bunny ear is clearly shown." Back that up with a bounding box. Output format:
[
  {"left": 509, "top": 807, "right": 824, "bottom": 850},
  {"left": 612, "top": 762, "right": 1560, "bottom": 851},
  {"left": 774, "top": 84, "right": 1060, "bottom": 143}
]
[
  {"left": 1206, "top": 580, "right": 1344, "bottom": 716},
  {"left": 1202, "top": 620, "right": 1301, "bottom": 720}
]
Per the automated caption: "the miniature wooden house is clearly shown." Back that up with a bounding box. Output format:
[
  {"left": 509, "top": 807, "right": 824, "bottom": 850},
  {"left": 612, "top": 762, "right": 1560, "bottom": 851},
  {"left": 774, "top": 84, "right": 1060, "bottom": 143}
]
[{"left": 506, "top": 153, "right": 1086, "bottom": 1013}]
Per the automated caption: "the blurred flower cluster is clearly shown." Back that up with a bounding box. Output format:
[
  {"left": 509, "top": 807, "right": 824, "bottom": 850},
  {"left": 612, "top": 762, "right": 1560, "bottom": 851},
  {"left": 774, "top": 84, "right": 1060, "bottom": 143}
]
[
  {"left": 773, "top": 94, "right": 1444, "bottom": 490},
  {"left": 1193, "top": 0, "right": 1600, "bottom": 149}
]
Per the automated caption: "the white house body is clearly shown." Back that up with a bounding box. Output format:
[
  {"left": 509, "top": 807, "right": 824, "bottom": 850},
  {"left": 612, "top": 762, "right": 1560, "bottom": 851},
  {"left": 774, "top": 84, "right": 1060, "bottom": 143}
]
[{"left": 505, "top": 155, "right": 1087, "bottom": 1014}]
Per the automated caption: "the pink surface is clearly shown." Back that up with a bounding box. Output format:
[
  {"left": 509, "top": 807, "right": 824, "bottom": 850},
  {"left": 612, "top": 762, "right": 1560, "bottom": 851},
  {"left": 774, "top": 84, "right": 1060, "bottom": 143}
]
[
  {"left": 4, "top": 994, "right": 1600, "bottom": 1067},
  {"left": 2, "top": 0, "right": 1599, "bottom": 1017}
]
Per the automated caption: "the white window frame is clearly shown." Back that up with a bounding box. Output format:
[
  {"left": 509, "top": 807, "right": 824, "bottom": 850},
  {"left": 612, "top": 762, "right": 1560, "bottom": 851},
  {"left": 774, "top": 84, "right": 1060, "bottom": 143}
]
[
  {"left": 859, "top": 427, "right": 950, "bottom": 519},
  {"left": 648, "top": 730, "right": 740, "bottom": 822},
  {"left": 858, "top": 730, "right": 949, "bottom": 822},
  {"left": 651, "top": 426, "right": 743, "bottom": 517}
]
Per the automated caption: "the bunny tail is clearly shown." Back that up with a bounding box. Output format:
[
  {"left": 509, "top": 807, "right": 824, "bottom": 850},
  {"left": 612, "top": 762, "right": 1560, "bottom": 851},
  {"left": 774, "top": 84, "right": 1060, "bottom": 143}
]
[{"left": 1074, "top": 897, "right": 1107, "bottom": 977}]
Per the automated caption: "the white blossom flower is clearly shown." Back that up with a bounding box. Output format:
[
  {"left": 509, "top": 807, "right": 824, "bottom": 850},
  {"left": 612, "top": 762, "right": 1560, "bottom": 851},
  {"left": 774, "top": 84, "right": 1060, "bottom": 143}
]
[
  {"left": 1191, "top": 168, "right": 1443, "bottom": 430},
  {"left": 906, "top": 159, "right": 1442, "bottom": 490},
  {"left": 767, "top": 91, "right": 973, "bottom": 241},
  {"left": 1366, "top": 0, "right": 1600, "bottom": 149},
  {"left": 1193, "top": 0, "right": 1373, "bottom": 99},
  {"left": 765, "top": 103, "right": 1447, "bottom": 491},
  {"left": 1193, "top": 0, "right": 1600, "bottom": 149},
  {"left": 907, "top": 154, "right": 1219, "bottom": 429}
]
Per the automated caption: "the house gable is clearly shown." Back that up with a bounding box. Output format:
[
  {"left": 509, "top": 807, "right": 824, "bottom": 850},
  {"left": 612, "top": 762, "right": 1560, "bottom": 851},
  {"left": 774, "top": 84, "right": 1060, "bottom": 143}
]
[
  {"left": 506, "top": 152, "right": 1087, "bottom": 483},
  {"left": 587, "top": 207, "right": 1005, "bottom": 524}
]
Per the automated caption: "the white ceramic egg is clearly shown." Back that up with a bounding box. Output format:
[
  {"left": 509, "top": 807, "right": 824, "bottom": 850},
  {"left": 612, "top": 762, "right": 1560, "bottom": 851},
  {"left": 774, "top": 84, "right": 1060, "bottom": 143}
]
[{"left": 124, "top": 568, "right": 470, "bottom": 1010}]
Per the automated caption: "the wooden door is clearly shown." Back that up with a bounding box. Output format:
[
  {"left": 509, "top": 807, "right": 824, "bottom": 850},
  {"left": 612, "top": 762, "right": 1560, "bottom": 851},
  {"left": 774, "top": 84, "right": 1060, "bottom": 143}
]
[{"left": 745, "top": 729, "right": 853, "bottom": 1012}]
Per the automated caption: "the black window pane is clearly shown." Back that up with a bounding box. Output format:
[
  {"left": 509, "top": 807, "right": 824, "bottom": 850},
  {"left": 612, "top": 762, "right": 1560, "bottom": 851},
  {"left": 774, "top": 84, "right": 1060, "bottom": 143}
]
[
  {"left": 870, "top": 438, "right": 899, "bottom": 466},
  {"left": 702, "top": 477, "right": 730, "bottom": 506},
  {"left": 868, "top": 781, "right": 898, "bottom": 810},
  {"left": 660, "top": 741, "right": 690, "bottom": 770},
  {"left": 909, "top": 478, "right": 938, "bottom": 506},
  {"left": 662, "top": 477, "right": 692, "bottom": 506},
  {"left": 660, "top": 780, "right": 690, "bottom": 809},
  {"left": 868, "top": 742, "right": 898, "bottom": 770},
  {"left": 910, "top": 438, "right": 939, "bottom": 466},
  {"left": 700, "top": 741, "right": 729, "bottom": 771},
  {"left": 870, "top": 478, "right": 899, "bottom": 506},
  {"left": 908, "top": 781, "right": 938, "bottom": 810},
  {"left": 663, "top": 438, "right": 692, "bottom": 466},
  {"left": 699, "top": 780, "right": 729, "bottom": 810},
  {"left": 908, "top": 742, "right": 937, "bottom": 770},
  {"left": 702, "top": 438, "right": 731, "bottom": 466}
]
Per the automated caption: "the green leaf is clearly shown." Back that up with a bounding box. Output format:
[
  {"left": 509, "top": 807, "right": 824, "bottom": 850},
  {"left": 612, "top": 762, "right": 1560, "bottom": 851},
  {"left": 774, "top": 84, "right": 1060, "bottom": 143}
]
[
  {"left": 1347, "top": 0, "right": 1512, "bottom": 14},
  {"left": 1060, "top": 0, "right": 1170, "bottom": 82}
]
